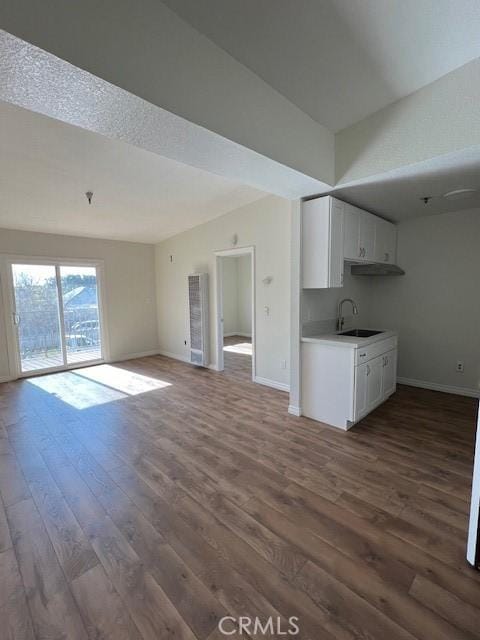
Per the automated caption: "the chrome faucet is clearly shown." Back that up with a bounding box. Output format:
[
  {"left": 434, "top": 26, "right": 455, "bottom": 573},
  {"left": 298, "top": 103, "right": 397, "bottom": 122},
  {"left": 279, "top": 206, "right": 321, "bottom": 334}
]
[{"left": 337, "top": 298, "right": 358, "bottom": 331}]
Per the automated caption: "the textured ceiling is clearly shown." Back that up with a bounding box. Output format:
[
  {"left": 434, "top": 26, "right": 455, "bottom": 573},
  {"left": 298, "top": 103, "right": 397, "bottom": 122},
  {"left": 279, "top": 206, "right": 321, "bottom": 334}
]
[
  {"left": 328, "top": 147, "right": 480, "bottom": 222},
  {"left": 0, "top": 29, "right": 329, "bottom": 200},
  {"left": 0, "top": 101, "right": 267, "bottom": 243},
  {"left": 163, "top": 0, "right": 480, "bottom": 131}
]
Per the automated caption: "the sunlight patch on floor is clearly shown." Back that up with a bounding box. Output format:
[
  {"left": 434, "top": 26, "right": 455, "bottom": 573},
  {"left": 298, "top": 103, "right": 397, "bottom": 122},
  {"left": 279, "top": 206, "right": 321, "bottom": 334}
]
[
  {"left": 223, "top": 342, "right": 253, "bottom": 356},
  {"left": 28, "top": 364, "right": 171, "bottom": 409},
  {"left": 74, "top": 364, "right": 172, "bottom": 395}
]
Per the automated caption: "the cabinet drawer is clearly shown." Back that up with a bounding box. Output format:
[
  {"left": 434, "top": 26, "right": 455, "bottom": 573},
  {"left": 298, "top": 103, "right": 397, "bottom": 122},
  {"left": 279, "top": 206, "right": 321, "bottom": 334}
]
[{"left": 355, "top": 336, "right": 397, "bottom": 365}]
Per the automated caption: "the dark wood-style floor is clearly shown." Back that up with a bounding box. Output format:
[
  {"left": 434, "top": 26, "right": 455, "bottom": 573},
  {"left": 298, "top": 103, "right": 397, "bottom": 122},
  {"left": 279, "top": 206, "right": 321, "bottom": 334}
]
[
  {"left": 223, "top": 335, "right": 253, "bottom": 382},
  {"left": 0, "top": 350, "right": 479, "bottom": 639}
]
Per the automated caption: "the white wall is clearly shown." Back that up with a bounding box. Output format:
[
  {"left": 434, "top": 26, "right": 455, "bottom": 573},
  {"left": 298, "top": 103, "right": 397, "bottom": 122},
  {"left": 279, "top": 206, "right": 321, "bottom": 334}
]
[
  {"left": 302, "top": 267, "right": 374, "bottom": 336},
  {"left": 0, "top": 228, "right": 158, "bottom": 379},
  {"left": 155, "top": 195, "right": 291, "bottom": 387},
  {"left": 236, "top": 255, "right": 252, "bottom": 336},
  {"left": 222, "top": 255, "right": 252, "bottom": 337},
  {"left": 368, "top": 208, "right": 480, "bottom": 394},
  {"left": 221, "top": 257, "right": 238, "bottom": 335}
]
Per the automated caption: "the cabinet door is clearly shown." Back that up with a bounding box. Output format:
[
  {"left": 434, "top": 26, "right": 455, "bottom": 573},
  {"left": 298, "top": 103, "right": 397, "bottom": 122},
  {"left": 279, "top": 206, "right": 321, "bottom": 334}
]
[
  {"left": 302, "top": 198, "right": 329, "bottom": 288},
  {"left": 382, "top": 349, "right": 397, "bottom": 398},
  {"left": 359, "top": 212, "right": 376, "bottom": 261},
  {"left": 354, "top": 362, "right": 368, "bottom": 421},
  {"left": 375, "top": 219, "right": 397, "bottom": 263},
  {"left": 329, "top": 198, "right": 344, "bottom": 288},
  {"left": 343, "top": 203, "right": 361, "bottom": 261},
  {"left": 384, "top": 223, "right": 397, "bottom": 263},
  {"left": 302, "top": 197, "right": 344, "bottom": 289},
  {"left": 366, "top": 355, "right": 383, "bottom": 411}
]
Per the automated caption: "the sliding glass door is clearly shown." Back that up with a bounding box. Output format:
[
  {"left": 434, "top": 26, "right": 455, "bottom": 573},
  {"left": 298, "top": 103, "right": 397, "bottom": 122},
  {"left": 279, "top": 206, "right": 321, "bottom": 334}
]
[
  {"left": 60, "top": 265, "right": 102, "bottom": 365},
  {"left": 12, "top": 264, "right": 63, "bottom": 372},
  {"left": 11, "top": 262, "right": 103, "bottom": 375}
]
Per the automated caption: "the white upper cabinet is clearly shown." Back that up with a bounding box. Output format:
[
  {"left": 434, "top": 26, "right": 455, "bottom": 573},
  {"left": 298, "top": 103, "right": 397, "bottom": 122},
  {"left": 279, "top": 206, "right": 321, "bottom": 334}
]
[
  {"left": 343, "top": 203, "right": 361, "bottom": 261},
  {"left": 344, "top": 204, "right": 386, "bottom": 263},
  {"left": 344, "top": 203, "right": 396, "bottom": 265},
  {"left": 374, "top": 218, "right": 397, "bottom": 263},
  {"left": 302, "top": 197, "right": 344, "bottom": 289},
  {"left": 359, "top": 211, "right": 376, "bottom": 261},
  {"left": 302, "top": 196, "right": 397, "bottom": 288}
]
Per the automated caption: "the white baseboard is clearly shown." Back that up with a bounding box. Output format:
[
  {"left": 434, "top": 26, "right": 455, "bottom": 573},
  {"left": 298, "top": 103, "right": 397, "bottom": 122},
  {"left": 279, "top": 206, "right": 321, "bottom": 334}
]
[
  {"left": 398, "top": 377, "right": 480, "bottom": 398},
  {"left": 288, "top": 404, "right": 301, "bottom": 416},
  {"left": 0, "top": 350, "right": 161, "bottom": 384},
  {"left": 113, "top": 349, "right": 162, "bottom": 362},
  {"left": 157, "top": 349, "right": 220, "bottom": 371},
  {"left": 156, "top": 350, "right": 191, "bottom": 364},
  {"left": 254, "top": 376, "right": 290, "bottom": 393}
]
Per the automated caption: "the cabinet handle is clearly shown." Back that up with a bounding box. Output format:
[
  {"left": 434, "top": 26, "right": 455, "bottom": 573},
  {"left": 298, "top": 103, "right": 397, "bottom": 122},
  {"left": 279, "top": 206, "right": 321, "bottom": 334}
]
[
  {"left": 384, "top": 252, "right": 389, "bottom": 261},
  {"left": 385, "top": 355, "right": 389, "bottom": 365},
  {"left": 358, "top": 247, "right": 363, "bottom": 258},
  {"left": 359, "top": 352, "right": 366, "bottom": 357},
  {"left": 366, "top": 364, "right": 370, "bottom": 376}
]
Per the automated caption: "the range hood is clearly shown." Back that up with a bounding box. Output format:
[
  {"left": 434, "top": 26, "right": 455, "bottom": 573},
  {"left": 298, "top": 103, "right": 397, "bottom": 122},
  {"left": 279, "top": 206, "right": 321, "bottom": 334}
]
[{"left": 351, "top": 263, "right": 405, "bottom": 276}]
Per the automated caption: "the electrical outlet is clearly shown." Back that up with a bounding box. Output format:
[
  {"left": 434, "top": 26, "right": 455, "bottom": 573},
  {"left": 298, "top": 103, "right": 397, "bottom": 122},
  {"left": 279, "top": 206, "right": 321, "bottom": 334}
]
[
  {"left": 280, "top": 359, "right": 287, "bottom": 370},
  {"left": 456, "top": 360, "right": 464, "bottom": 373}
]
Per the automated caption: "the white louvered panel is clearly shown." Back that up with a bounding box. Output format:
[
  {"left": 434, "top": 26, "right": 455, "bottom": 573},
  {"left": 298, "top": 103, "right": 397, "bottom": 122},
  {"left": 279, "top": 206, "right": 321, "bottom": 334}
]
[
  {"left": 188, "top": 273, "right": 209, "bottom": 366},
  {"left": 188, "top": 276, "right": 202, "bottom": 350}
]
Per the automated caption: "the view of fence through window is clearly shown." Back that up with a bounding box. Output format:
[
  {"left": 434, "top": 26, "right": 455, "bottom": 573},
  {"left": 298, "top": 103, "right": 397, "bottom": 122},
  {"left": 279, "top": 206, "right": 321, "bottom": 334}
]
[{"left": 12, "top": 263, "right": 102, "bottom": 373}]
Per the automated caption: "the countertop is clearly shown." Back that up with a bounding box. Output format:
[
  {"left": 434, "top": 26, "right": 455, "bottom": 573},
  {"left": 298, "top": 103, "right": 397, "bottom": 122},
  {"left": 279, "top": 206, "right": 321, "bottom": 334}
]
[{"left": 301, "top": 329, "right": 398, "bottom": 349}]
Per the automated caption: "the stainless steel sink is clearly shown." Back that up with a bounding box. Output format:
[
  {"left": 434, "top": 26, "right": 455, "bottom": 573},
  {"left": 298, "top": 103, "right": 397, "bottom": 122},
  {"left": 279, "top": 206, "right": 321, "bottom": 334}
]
[{"left": 339, "top": 329, "right": 384, "bottom": 337}]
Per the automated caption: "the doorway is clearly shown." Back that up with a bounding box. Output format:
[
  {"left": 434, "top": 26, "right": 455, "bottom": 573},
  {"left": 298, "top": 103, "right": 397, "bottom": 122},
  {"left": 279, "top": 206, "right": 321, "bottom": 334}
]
[
  {"left": 6, "top": 260, "right": 105, "bottom": 376},
  {"left": 215, "top": 247, "right": 255, "bottom": 381}
]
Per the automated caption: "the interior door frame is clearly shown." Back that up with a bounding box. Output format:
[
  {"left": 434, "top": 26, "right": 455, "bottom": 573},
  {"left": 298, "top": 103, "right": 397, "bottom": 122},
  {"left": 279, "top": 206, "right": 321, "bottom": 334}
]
[
  {"left": 0, "top": 254, "right": 110, "bottom": 379},
  {"left": 467, "top": 403, "right": 480, "bottom": 568},
  {"left": 214, "top": 246, "right": 256, "bottom": 381}
]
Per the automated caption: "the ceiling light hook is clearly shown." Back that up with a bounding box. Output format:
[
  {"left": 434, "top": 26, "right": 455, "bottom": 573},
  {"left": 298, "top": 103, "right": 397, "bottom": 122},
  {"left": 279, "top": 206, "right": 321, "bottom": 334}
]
[{"left": 86, "top": 191, "right": 93, "bottom": 205}]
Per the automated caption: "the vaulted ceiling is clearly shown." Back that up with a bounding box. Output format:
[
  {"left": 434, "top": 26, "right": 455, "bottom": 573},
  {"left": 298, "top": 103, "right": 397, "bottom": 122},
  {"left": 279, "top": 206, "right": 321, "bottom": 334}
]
[
  {"left": 164, "top": 0, "right": 480, "bottom": 131},
  {"left": 1, "top": 1, "right": 480, "bottom": 238},
  {"left": 0, "top": 101, "right": 266, "bottom": 243}
]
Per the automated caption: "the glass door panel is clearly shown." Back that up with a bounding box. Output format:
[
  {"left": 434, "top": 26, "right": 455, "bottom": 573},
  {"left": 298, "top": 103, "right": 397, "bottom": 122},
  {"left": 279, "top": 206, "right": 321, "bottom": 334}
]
[
  {"left": 12, "top": 264, "right": 64, "bottom": 373},
  {"left": 60, "top": 265, "right": 102, "bottom": 365}
]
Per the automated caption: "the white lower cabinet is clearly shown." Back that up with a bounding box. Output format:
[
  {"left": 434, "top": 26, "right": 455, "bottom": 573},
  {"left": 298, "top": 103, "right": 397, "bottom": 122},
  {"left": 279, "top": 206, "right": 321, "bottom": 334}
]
[
  {"left": 353, "top": 358, "right": 368, "bottom": 419},
  {"left": 354, "top": 350, "right": 395, "bottom": 422},
  {"left": 382, "top": 349, "right": 397, "bottom": 397},
  {"left": 302, "top": 336, "right": 397, "bottom": 430}
]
